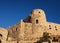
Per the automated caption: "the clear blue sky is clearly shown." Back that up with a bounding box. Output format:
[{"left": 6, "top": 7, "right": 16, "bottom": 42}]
[{"left": 0, "top": 0, "right": 60, "bottom": 28}]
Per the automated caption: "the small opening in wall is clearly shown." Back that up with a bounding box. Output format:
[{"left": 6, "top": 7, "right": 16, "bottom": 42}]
[
  {"left": 49, "top": 25, "right": 51, "bottom": 29},
  {"left": 16, "top": 28, "right": 17, "bottom": 31},
  {"left": 52, "top": 37, "right": 58, "bottom": 42},
  {"left": 39, "top": 11, "right": 40, "bottom": 13},
  {"left": 49, "top": 28, "right": 51, "bottom": 29},
  {"left": 0, "top": 40, "right": 1, "bottom": 43},
  {"left": 16, "top": 27, "right": 17, "bottom": 31},
  {"left": 55, "top": 26, "right": 57, "bottom": 31},
  {"left": 55, "top": 29, "right": 57, "bottom": 31},
  {"left": 49, "top": 25, "right": 51, "bottom": 27},
  {"left": 36, "top": 19, "right": 38, "bottom": 24},
  {"left": 0, "top": 34, "right": 2, "bottom": 37}
]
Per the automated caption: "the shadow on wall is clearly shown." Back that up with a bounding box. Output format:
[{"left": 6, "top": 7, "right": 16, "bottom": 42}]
[
  {"left": 34, "top": 32, "right": 51, "bottom": 43},
  {"left": 34, "top": 32, "right": 60, "bottom": 43},
  {"left": 0, "top": 34, "right": 2, "bottom": 43}
]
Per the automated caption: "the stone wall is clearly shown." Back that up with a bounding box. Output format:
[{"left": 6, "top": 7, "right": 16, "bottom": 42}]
[
  {"left": 0, "top": 9, "right": 60, "bottom": 43},
  {"left": 0, "top": 28, "right": 8, "bottom": 43}
]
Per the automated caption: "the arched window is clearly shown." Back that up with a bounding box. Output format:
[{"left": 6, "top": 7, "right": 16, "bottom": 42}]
[
  {"left": 16, "top": 28, "right": 17, "bottom": 31},
  {"left": 36, "top": 19, "right": 38, "bottom": 24}
]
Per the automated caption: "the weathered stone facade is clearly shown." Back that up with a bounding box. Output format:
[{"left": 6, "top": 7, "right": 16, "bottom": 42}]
[{"left": 0, "top": 9, "right": 60, "bottom": 43}]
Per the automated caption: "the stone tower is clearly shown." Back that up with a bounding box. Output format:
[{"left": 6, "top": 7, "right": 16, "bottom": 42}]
[{"left": 30, "top": 9, "right": 47, "bottom": 36}]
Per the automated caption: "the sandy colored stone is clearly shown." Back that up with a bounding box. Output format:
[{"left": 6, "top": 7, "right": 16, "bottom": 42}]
[{"left": 0, "top": 9, "right": 60, "bottom": 43}]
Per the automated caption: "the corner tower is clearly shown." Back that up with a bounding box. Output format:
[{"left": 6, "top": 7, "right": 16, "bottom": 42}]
[{"left": 30, "top": 9, "right": 47, "bottom": 33}]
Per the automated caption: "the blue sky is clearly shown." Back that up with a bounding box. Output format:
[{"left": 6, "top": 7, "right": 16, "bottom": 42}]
[{"left": 0, "top": 0, "right": 60, "bottom": 28}]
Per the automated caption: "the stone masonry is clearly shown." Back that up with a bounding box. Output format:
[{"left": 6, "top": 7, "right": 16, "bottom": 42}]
[{"left": 0, "top": 9, "right": 60, "bottom": 43}]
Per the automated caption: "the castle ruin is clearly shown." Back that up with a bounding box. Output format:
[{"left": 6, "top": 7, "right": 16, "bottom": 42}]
[{"left": 0, "top": 9, "right": 60, "bottom": 43}]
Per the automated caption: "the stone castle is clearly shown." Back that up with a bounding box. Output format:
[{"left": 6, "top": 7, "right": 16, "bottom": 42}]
[{"left": 0, "top": 9, "right": 60, "bottom": 43}]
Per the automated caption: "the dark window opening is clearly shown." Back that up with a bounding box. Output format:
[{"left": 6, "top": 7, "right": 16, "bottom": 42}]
[
  {"left": 49, "top": 28, "right": 51, "bottom": 29},
  {"left": 36, "top": 19, "right": 38, "bottom": 24},
  {"left": 49, "top": 25, "right": 51, "bottom": 29},
  {"left": 39, "top": 11, "right": 40, "bottom": 13},
  {"left": 55, "top": 26, "right": 57, "bottom": 31},
  {"left": 0, "top": 34, "right": 2, "bottom": 37},
  {"left": 52, "top": 37, "right": 58, "bottom": 42},
  {"left": 15, "top": 27, "right": 18, "bottom": 31},
  {"left": 49, "top": 25, "right": 51, "bottom": 27},
  {"left": 16, "top": 28, "right": 17, "bottom": 31},
  {"left": 0, "top": 40, "right": 1, "bottom": 43},
  {"left": 55, "top": 29, "right": 57, "bottom": 31}
]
